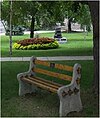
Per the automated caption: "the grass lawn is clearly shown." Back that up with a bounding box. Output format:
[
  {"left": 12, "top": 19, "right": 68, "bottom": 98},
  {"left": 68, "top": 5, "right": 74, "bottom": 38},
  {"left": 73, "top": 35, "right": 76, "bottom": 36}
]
[
  {"left": 1, "top": 32, "right": 93, "bottom": 57},
  {"left": 1, "top": 60, "right": 98, "bottom": 117}
]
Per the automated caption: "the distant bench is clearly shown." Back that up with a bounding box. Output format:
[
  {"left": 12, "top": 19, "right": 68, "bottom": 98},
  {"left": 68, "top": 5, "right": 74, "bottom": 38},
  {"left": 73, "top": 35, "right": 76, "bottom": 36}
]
[{"left": 17, "top": 56, "right": 82, "bottom": 116}]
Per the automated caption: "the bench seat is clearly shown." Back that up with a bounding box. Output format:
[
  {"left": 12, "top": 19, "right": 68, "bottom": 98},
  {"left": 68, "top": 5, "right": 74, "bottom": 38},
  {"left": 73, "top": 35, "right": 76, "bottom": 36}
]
[{"left": 21, "top": 76, "right": 63, "bottom": 93}]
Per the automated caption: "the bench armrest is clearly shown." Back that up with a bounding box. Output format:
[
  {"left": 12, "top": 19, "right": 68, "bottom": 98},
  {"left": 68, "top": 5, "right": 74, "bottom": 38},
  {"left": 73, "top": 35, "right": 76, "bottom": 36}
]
[
  {"left": 57, "top": 63, "right": 81, "bottom": 101},
  {"left": 17, "top": 71, "right": 32, "bottom": 80},
  {"left": 17, "top": 56, "right": 36, "bottom": 80},
  {"left": 57, "top": 83, "right": 74, "bottom": 101}
]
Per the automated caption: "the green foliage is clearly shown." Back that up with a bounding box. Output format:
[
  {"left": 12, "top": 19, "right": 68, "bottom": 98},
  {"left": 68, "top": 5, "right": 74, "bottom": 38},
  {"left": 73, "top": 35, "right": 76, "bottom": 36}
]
[
  {"left": 1, "top": 1, "right": 92, "bottom": 32},
  {"left": 1, "top": 1, "right": 42, "bottom": 27},
  {"left": 75, "top": 4, "right": 91, "bottom": 31}
]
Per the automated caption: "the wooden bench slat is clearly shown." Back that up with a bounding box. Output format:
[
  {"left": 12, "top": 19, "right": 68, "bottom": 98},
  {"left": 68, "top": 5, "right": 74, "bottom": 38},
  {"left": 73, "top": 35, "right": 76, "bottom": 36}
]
[
  {"left": 21, "top": 77, "right": 57, "bottom": 93},
  {"left": 28, "top": 76, "right": 62, "bottom": 89},
  {"left": 55, "top": 64, "right": 73, "bottom": 72},
  {"left": 29, "top": 76, "right": 63, "bottom": 87},
  {"left": 35, "top": 60, "right": 73, "bottom": 72},
  {"left": 35, "top": 59, "right": 49, "bottom": 66},
  {"left": 33, "top": 68, "right": 72, "bottom": 81}
]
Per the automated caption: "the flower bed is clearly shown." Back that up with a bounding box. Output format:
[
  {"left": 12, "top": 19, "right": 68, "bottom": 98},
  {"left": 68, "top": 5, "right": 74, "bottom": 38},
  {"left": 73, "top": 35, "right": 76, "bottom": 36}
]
[{"left": 13, "top": 37, "right": 59, "bottom": 50}]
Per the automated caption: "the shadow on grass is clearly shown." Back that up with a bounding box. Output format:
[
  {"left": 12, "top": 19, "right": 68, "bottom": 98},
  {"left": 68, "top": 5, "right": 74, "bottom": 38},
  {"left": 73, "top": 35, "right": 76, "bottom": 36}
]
[{"left": 1, "top": 89, "right": 98, "bottom": 117}]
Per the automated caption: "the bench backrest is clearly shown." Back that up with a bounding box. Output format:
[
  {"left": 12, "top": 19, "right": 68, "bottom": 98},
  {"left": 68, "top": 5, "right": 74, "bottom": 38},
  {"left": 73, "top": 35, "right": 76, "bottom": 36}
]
[
  {"left": 28, "top": 56, "right": 81, "bottom": 89},
  {"left": 32, "top": 58, "right": 73, "bottom": 82}
]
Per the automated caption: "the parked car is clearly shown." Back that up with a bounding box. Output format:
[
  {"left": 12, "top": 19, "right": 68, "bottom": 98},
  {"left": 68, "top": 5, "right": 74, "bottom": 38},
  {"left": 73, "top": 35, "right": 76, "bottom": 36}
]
[{"left": 5, "top": 26, "right": 25, "bottom": 36}]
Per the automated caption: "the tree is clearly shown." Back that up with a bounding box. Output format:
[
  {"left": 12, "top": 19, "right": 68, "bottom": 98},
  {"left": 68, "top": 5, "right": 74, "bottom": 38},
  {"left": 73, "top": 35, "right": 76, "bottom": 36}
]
[
  {"left": 1, "top": 1, "right": 25, "bottom": 28},
  {"left": 9, "top": 0, "right": 12, "bottom": 56},
  {"left": 34, "top": 2, "right": 56, "bottom": 30},
  {"left": 13, "top": 1, "right": 41, "bottom": 38},
  {"left": 88, "top": 1, "right": 99, "bottom": 94},
  {"left": 1, "top": 1, "right": 42, "bottom": 38},
  {"left": 62, "top": 1, "right": 91, "bottom": 33},
  {"left": 58, "top": 1, "right": 74, "bottom": 32},
  {"left": 76, "top": 4, "right": 91, "bottom": 35},
  {"left": 1, "top": 1, "right": 10, "bottom": 29},
  {"left": 40, "top": 1, "right": 65, "bottom": 29},
  {"left": 2, "top": 1, "right": 61, "bottom": 38},
  {"left": 2, "top": 1, "right": 92, "bottom": 36}
]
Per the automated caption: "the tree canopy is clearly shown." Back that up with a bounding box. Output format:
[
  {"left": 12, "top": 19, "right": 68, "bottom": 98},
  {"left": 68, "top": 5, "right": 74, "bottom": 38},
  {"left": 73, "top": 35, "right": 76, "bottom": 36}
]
[{"left": 1, "top": 1, "right": 91, "bottom": 36}]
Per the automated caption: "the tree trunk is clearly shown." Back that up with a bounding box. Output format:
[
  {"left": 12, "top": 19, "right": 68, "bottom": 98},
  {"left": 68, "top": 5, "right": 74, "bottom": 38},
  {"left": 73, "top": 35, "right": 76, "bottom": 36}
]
[
  {"left": 68, "top": 18, "right": 72, "bottom": 33},
  {"left": 30, "top": 16, "right": 35, "bottom": 38},
  {"left": 88, "top": 1, "right": 99, "bottom": 94},
  {"left": 1, "top": 21, "right": 7, "bottom": 31},
  {"left": 9, "top": 0, "right": 12, "bottom": 56}
]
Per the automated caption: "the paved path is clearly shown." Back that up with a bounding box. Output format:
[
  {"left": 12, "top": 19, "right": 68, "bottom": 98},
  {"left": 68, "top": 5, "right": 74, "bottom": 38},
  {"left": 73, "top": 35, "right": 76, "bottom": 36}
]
[
  {"left": 0, "top": 56, "right": 93, "bottom": 62},
  {"left": 0, "top": 30, "right": 55, "bottom": 36}
]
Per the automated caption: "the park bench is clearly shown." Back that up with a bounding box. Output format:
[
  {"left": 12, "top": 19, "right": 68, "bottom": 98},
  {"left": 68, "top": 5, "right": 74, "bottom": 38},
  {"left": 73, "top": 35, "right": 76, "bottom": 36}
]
[{"left": 17, "top": 56, "right": 82, "bottom": 116}]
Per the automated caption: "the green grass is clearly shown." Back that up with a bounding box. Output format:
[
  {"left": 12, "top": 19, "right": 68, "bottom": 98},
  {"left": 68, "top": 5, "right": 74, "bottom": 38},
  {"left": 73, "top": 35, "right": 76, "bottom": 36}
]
[
  {"left": 1, "top": 60, "right": 98, "bottom": 117},
  {"left": 1, "top": 32, "right": 93, "bottom": 57}
]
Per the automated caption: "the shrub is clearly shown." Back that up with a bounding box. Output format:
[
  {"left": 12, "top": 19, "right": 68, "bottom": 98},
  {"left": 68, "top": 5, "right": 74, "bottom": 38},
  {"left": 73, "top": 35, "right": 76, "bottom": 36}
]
[{"left": 13, "top": 37, "right": 59, "bottom": 50}]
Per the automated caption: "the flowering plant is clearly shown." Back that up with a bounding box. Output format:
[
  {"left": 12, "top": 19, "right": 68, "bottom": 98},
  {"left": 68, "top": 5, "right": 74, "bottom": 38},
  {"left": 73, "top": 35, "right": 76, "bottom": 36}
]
[{"left": 13, "top": 37, "right": 59, "bottom": 50}]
